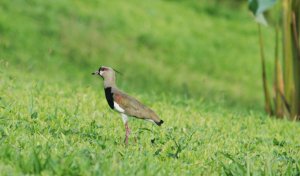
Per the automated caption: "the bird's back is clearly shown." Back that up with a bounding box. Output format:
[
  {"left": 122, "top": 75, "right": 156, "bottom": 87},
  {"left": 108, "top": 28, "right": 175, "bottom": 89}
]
[{"left": 111, "top": 88, "right": 162, "bottom": 124}]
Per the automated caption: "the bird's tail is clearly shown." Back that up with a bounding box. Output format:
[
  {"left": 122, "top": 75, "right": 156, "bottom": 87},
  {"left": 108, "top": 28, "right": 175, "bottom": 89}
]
[{"left": 155, "top": 120, "right": 164, "bottom": 126}]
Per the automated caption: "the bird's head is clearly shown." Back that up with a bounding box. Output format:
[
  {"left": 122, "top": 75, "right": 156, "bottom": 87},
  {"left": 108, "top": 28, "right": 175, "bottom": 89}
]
[
  {"left": 92, "top": 66, "right": 121, "bottom": 81},
  {"left": 92, "top": 66, "right": 114, "bottom": 79}
]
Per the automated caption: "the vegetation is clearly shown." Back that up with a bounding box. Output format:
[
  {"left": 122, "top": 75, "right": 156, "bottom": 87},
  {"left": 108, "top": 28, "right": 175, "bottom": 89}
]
[
  {"left": 249, "top": 0, "right": 300, "bottom": 120},
  {"left": 0, "top": 0, "right": 299, "bottom": 175}
]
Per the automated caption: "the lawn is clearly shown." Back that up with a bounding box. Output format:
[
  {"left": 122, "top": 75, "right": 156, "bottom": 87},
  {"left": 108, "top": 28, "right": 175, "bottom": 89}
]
[{"left": 0, "top": 0, "right": 299, "bottom": 175}]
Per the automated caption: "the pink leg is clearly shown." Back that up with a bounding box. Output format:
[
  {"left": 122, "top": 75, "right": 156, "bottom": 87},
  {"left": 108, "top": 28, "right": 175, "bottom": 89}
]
[{"left": 124, "top": 122, "right": 131, "bottom": 145}]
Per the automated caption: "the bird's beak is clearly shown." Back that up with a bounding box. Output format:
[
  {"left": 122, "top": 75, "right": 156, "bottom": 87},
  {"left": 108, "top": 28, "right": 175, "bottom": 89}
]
[
  {"left": 92, "top": 70, "right": 104, "bottom": 78},
  {"left": 92, "top": 70, "right": 100, "bottom": 75}
]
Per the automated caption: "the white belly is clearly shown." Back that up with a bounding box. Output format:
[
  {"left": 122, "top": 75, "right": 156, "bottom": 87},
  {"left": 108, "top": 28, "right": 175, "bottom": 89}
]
[{"left": 114, "top": 102, "right": 125, "bottom": 113}]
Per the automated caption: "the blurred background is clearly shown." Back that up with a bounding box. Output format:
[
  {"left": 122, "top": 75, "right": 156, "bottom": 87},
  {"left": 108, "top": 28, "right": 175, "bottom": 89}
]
[
  {"left": 2, "top": 2, "right": 300, "bottom": 174},
  {"left": 0, "top": 0, "right": 275, "bottom": 112}
]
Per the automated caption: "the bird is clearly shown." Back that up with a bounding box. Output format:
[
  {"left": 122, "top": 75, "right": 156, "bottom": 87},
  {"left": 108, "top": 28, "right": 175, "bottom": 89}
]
[{"left": 92, "top": 66, "right": 164, "bottom": 144}]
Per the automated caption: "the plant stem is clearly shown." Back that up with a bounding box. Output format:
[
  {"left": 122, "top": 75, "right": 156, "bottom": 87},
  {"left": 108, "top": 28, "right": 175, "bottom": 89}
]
[
  {"left": 282, "top": 0, "right": 296, "bottom": 119},
  {"left": 258, "top": 24, "right": 273, "bottom": 115},
  {"left": 274, "top": 25, "right": 284, "bottom": 117}
]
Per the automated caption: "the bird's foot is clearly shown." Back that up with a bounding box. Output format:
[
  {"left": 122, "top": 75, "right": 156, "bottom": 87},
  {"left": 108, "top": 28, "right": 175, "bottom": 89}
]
[
  {"left": 124, "top": 131, "right": 130, "bottom": 145},
  {"left": 124, "top": 123, "right": 131, "bottom": 145},
  {"left": 124, "top": 136, "right": 129, "bottom": 145}
]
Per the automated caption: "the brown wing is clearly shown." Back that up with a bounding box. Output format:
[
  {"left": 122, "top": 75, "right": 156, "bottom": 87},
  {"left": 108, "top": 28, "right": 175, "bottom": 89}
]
[{"left": 113, "top": 89, "right": 161, "bottom": 122}]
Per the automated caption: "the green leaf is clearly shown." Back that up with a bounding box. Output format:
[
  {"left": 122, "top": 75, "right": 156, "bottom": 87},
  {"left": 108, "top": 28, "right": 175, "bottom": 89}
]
[
  {"left": 32, "top": 149, "right": 42, "bottom": 174},
  {"left": 249, "top": 0, "right": 259, "bottom": 15},
  {"left": 31, "top": 112, "right": 38, "bottom": 119},
  {"left": 248, "top": 0, "right": 277, "bottom": 25}
]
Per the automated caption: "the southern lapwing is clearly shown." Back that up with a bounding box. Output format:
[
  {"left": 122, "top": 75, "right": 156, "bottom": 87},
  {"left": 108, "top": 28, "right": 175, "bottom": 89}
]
[{"left": 92, "top": 66, "right": 164, "bottom": 144}]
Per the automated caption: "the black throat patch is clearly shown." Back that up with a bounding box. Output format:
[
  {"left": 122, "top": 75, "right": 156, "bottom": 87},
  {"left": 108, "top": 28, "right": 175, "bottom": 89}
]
[{"left": 104, "top": 87, "right": 114, "bottom": 109}]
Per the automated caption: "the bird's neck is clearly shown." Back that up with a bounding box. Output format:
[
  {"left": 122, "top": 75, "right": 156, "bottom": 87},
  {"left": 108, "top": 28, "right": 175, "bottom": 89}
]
[{"left": 104, "top": 77, "right": 116, "bottom": 88}]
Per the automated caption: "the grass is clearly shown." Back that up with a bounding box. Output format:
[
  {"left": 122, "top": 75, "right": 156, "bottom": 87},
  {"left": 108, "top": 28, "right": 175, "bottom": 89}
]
[{"left": 0, "top": 0, "right": 299, "bottom": 175}]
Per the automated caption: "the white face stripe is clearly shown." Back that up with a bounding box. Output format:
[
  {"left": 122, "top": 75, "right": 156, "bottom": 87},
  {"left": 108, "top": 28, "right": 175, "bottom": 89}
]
[
  {"left": 121, "top": 113, "right": 128, "bottom": 124},
  {"left": 99, "top": 71, "right": 104, "bottom": 76},
  {"left": 114, "top": 102, "right": 125, "bottom": 113}
]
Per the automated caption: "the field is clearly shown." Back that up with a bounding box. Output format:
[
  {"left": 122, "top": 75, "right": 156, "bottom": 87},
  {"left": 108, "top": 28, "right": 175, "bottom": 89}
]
[{"left": 0, "top": 0, "right": 300, "bottom": 175}]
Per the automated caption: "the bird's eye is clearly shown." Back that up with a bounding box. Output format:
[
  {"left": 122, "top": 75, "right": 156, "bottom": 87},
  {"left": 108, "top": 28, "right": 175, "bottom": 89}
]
[{"left": 99, "top": 67, "right": 106, "bottom": 71}]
